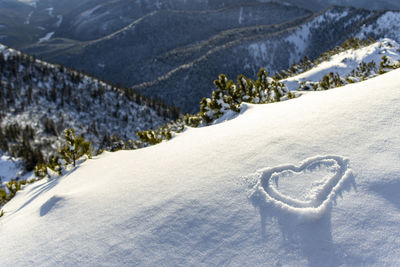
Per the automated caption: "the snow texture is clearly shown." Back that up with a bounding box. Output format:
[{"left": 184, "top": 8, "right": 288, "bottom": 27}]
[
  {"left": 250, "top": 155, "right": 353, "bottom": 220},
  {"left": 1, "top": 55, "right": 400, "bottom": 266}
]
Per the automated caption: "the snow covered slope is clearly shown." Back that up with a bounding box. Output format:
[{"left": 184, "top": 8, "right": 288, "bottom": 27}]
[
  {"left": 0, "top": 155, "right": 25, "bottom": 184},
  {"left": 1, "top": 69, "right": 400, "bottom": 265},
  {"left": 283, "top": 38, "right": 400, "bottom": 90}
]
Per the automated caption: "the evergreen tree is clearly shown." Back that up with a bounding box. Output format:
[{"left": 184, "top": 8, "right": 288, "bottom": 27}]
[
  {"left": 59, "top": 129, "right": 91, "bottom": 167},
  {"left": 379, "top": 55, "right": 400, "bottom": 74}
]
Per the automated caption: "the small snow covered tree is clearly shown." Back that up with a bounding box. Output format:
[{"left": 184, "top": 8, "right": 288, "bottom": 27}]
[
  {"left": 183, "top": 114, "right": 202, "bottom": 128},
  {"left": 214, "top": 74, "right": 241, "bottom": 113},
  {"left": 199, "top": 74, "right": 240, "bottom": 123},
  {"left": 253, "top": 68, "right": 287, "bottom": 102},
  {"left": 319, "top": 72, "right": 344, "bottom": 90},
  {"left": 59, "top": 128, "right": 91, "bottom": 167},
  {"left": 346, "top": 61, "right": 377, "bottom": 83},
  {"left": 199, "top": 68, "right": 288, "bottom": 124},
  {"left": 379, "top": 55, "right": 400, "bottom": 74}
]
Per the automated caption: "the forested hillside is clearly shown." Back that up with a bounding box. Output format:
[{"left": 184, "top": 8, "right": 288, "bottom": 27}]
[{"left": 0, "top": 44, "right": 179, "bottom": 171}]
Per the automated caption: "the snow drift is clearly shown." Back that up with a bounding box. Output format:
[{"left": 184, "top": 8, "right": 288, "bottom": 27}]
[{"left": 1, "top": 67, "right": 400, "bottom": 265}]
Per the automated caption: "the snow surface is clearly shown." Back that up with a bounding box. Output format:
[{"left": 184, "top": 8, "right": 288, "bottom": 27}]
[
  {"left": 0, "top": 155, "right": 35, "bottom": 195},
  {"left": 0, "top": 156, "right": 23, "bottom": 184},
  {"left": 1, "top": 65, "right": 400, "bottom": 265},
  {"left": 283, "top": 38, "right": 400, "bottom": 90}
]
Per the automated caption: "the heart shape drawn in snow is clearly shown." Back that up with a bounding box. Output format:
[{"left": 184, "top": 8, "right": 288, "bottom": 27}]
[{"left": 250, "top": 155, "right": 353, "bottom": 218}]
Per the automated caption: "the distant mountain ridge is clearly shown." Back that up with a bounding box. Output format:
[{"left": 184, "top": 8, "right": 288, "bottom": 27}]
[
  {"left": 132, "top": 7, "right": 399, "bottom": 112},
  {"left": 1, "top": 1, "right": 400, "bottom": 113}
]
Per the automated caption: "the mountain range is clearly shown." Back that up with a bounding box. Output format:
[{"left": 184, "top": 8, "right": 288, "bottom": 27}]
[{"left": 1, "top": 1, "right": 400, "bottom": 112}]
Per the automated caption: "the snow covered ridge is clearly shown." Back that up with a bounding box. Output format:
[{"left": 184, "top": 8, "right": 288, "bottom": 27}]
[
  {"left": 1, "top": 68, "right": 400, "bottom": 265},
  {"left": 133, "top": 69, "right": 290, "bottom": 148},
  {"left": 283, "top": 38, "right": 400, "bottom": 91},
  {"left": 1, "top": 36, "right": 395, "bottom": 211},
  {"left": 134, "top": 38, "right": 400, "bottom": 150},
  {"left": 1, "top": 37, "right": 399, "bottom": 211}
]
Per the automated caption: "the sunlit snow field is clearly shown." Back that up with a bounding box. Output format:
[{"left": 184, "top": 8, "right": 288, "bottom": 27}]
[{"left": 1, "top": 63, "right": 400, "bottom": 265}]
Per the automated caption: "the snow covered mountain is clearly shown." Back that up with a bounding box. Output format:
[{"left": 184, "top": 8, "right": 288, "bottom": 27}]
[
  {"left": 131, "top": 7, "right": 400, "bottom": 112},
  {"left": 2, "top": 1, "right": 400, "bottom": 113},
  {"left": 1, "top": 50, "right": 400, "bottom": 265},
  {"left": 0, "top": 43, "right": 179, "bottom": 172},
  {"left": 30, "top": 6, "right": 400, "bottom": 113},
  {"left": 21, "top": 1, "right": 311, "bottom": 112}
]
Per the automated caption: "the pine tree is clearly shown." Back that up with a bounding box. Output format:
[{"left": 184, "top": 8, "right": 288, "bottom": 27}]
[
  {"left": 379, "top": 55, "right": 400, "bottom": 74},
  {"left": 59, "top": 129, "right": 91, "bottom": 167}
]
